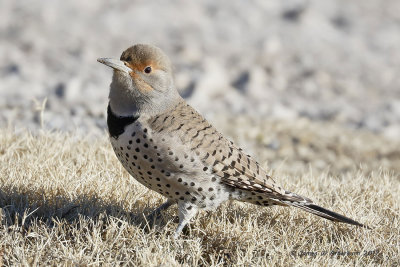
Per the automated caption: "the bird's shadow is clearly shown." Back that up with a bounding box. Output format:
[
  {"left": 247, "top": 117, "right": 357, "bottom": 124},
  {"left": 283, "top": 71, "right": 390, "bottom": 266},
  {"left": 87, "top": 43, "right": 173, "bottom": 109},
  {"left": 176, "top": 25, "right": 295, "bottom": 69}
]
[{"left": 0, "top": 185, "right": 173, "bottom": 234}]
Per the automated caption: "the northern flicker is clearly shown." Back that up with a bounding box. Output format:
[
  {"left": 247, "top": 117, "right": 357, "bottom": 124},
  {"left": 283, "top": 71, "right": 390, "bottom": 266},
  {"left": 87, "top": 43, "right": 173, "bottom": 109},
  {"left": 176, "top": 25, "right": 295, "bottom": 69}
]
[{"left": 97, "top": 44, "right": 367, "bottom": 238}]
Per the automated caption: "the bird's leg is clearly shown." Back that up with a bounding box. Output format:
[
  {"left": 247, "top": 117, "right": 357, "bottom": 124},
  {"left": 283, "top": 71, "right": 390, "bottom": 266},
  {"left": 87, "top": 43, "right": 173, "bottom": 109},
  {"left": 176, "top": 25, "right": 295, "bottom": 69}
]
[
  {"left": 174, "top": 201, "right": 199, "bottom": 239},
  {"left": 146, "top": 199, "right": 176, "bottom": 223}
]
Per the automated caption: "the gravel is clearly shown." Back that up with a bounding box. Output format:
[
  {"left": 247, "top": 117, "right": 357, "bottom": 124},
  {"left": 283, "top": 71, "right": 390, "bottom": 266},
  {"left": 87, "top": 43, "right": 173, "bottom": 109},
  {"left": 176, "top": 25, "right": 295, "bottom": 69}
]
[{"left": 1, "top": 0, "right": 399, "bottom": 138}]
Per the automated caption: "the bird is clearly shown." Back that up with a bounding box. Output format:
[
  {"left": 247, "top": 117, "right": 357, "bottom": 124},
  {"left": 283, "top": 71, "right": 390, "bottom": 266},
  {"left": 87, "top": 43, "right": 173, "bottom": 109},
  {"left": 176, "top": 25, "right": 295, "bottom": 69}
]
[{"left": 97, "top": 44, "right": 367, "bottom": 238}]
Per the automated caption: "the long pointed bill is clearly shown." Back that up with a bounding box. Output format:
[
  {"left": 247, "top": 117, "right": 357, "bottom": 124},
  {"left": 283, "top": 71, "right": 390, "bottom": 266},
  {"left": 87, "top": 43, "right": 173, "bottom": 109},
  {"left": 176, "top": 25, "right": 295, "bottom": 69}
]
[{"left": 97, "top": 58, "right": 132, "bottom": 73}]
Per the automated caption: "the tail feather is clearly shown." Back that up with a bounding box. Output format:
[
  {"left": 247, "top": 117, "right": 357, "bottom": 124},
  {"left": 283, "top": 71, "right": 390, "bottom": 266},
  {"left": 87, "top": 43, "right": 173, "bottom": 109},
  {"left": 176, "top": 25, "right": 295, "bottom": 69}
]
[
  {"left": 276, "top": 190, "right": 369, "bottom": 228},
  {"left": 288, "top": 201, "right": 369, "bottom": 229}
]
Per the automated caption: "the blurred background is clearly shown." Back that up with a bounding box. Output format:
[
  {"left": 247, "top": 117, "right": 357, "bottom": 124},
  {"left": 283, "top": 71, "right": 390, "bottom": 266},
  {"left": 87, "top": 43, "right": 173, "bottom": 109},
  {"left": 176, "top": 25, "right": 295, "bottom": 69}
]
[{"left": 1, "top": 0, "right": 400, "bottom": 139}]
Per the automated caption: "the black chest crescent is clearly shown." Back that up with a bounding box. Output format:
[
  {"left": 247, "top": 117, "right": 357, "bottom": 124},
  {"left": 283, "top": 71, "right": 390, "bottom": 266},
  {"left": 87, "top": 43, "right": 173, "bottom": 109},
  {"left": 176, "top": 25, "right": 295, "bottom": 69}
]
[{"left": 107, "top": 105, "right": 139, "bottom": 138}]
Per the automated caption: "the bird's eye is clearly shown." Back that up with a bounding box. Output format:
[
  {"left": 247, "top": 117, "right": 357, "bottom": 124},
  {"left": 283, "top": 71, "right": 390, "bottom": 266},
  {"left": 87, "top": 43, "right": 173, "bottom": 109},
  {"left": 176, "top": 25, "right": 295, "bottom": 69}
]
[{"left": 144, "top": 66, "right": 152, "bottom": 74}]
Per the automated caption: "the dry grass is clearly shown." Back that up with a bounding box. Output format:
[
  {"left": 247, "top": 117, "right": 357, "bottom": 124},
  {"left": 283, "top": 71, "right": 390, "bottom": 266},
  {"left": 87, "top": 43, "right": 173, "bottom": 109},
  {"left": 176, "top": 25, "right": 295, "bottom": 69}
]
[{"left": 0, "top": 118, "right": 399, "bottom": 266}]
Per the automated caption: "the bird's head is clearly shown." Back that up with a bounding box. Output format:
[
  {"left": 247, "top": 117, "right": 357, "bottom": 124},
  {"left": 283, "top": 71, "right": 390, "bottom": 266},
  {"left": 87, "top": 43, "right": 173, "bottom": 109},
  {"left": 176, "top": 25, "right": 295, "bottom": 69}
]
[{"left": 98, "top": 44, "right": 180, "bottom": 116}]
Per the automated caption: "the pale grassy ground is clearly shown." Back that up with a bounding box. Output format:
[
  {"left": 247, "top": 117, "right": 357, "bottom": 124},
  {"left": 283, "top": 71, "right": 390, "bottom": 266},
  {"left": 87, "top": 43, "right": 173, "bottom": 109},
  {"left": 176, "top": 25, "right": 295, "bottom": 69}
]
[{"left": 0, "top": 118, "right": 399, "bottom": 266}]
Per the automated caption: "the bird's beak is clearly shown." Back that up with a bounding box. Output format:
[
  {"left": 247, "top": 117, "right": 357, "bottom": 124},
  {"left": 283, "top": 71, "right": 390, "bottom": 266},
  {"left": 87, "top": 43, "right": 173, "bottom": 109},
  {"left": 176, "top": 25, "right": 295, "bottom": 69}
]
[{"left": 97, "top": 58, "right": 132, "bottom": 73}]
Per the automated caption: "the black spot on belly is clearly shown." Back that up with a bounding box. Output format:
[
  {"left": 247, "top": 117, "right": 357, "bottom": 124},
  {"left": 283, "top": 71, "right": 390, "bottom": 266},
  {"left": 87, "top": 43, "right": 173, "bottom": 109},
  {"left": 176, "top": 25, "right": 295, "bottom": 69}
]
[{"left": 107, "top": 104, "right": 139, "bottom": 138}]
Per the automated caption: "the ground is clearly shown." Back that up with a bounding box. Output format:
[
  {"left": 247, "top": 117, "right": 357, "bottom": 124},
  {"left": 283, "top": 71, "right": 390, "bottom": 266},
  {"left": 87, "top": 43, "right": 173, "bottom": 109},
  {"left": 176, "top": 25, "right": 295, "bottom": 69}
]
[{"left": 1, "top": 116, "right": 399, "bottom": 266}]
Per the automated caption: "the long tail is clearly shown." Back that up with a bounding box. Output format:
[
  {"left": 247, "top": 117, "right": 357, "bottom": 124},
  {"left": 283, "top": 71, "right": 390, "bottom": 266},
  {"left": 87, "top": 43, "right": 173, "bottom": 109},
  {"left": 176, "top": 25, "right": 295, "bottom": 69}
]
[
  {"left": 280, "top": 192, "right": 369, "bottom": 229},
  {"left": 290, "top": 202, "right": 369, "bottom": 228}
]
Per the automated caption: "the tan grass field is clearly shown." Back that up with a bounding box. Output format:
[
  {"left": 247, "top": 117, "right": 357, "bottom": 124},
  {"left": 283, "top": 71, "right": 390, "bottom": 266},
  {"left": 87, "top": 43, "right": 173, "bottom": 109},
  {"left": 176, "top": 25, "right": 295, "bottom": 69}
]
[{"left": 0, "top": 117, "right": 399, "bottom": 266}]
